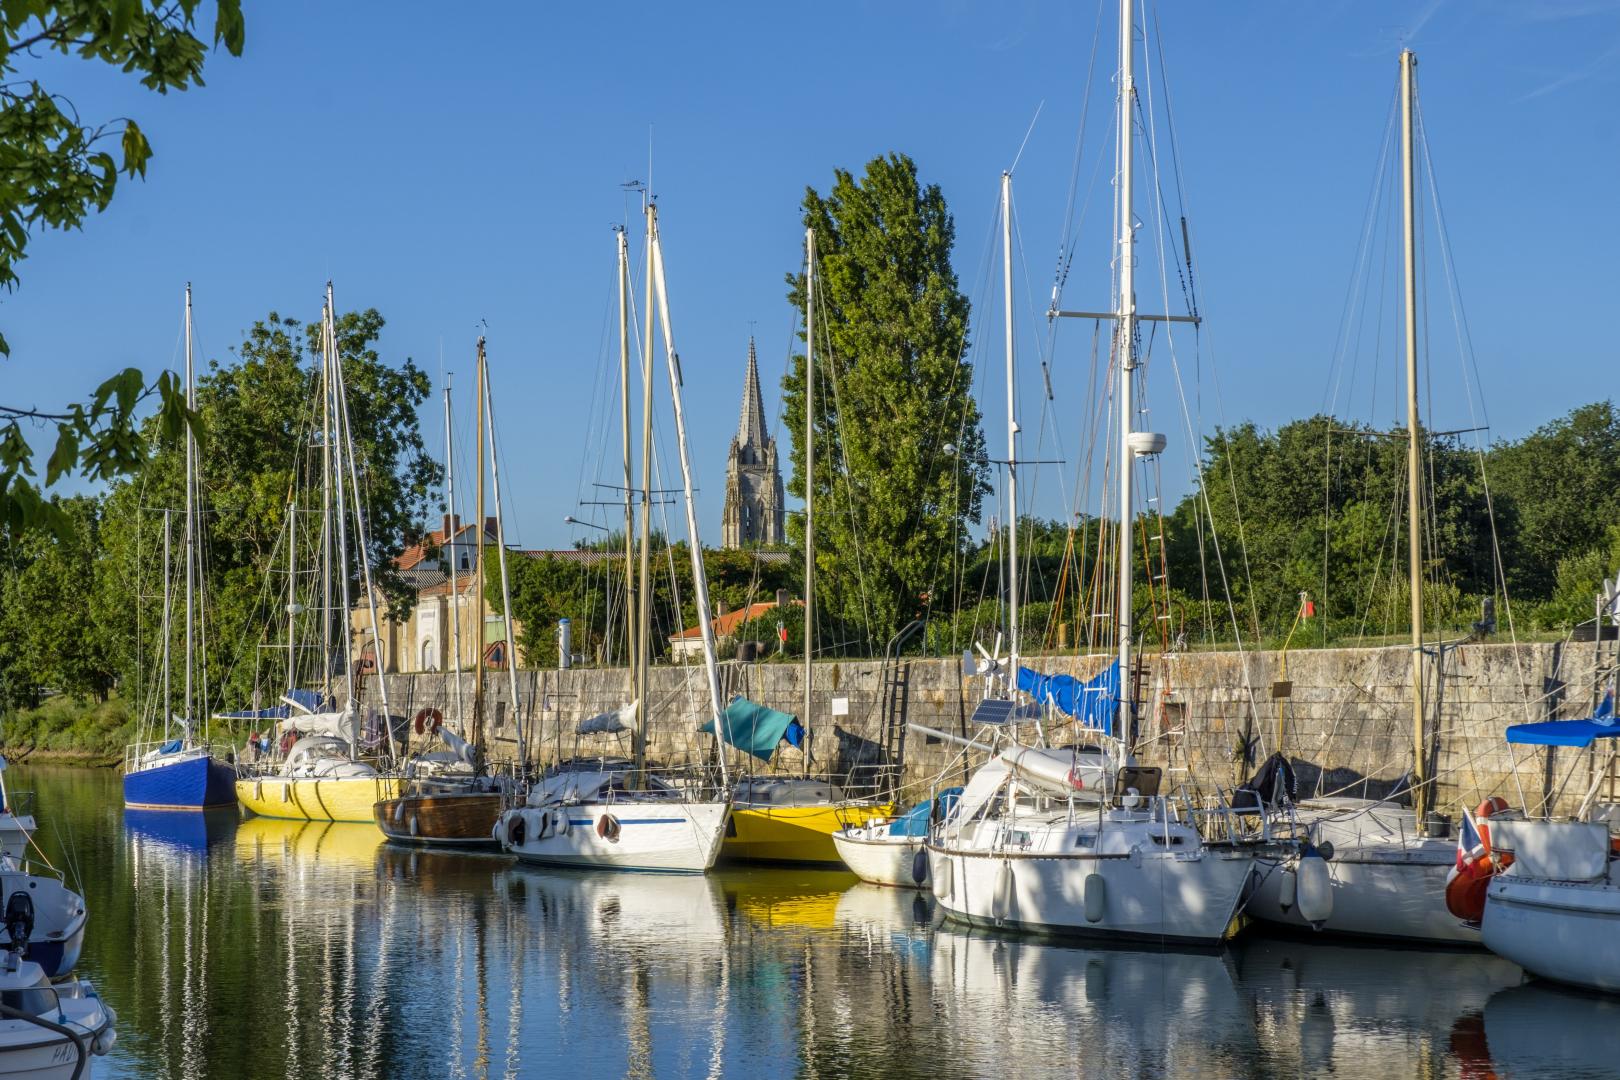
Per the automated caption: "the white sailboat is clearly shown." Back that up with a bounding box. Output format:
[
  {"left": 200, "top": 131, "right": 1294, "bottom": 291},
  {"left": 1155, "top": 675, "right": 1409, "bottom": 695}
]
[
  {"left": 496, "top": 202, "right": 730, "bottom": 873},
  {"left": 920, "top": 11, "right": 1254, "bottom": 943},
  {"left": 1247, "top": 50, "right": 1481, "bottom": 945}
]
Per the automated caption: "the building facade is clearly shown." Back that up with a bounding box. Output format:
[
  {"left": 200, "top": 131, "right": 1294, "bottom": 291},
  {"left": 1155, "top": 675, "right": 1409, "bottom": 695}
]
[{"left": 720, "top": 338, "right": 785, "bottom": 549}]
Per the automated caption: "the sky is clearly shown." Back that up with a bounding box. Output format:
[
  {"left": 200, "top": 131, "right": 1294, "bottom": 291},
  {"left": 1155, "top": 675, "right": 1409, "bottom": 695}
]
[{"left": 5, "top": 0, "right": 1619, "bottom": 550}]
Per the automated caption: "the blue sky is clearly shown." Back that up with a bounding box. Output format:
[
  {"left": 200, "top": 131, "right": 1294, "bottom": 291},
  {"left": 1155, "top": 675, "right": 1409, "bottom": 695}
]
[{"left": 6, "top": 0, "right": 1618, "bottom": 549}]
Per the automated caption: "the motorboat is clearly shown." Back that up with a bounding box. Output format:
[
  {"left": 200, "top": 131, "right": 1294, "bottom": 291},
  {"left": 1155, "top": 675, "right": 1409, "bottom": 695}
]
[
  {"left": 0, "top": 857, "right": 87, "bottom": 979},
  {"left": 0, "top": 945, "right": 115, "bottom": 1080},
  {"left": 0, "top": 760, "right": 34, "bottom": 859}
]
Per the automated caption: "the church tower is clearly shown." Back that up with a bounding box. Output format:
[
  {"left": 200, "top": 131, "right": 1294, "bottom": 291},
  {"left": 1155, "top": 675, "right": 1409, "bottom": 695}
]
[{"left": 721, "top": 338, "right": 785, "bottom": 548}]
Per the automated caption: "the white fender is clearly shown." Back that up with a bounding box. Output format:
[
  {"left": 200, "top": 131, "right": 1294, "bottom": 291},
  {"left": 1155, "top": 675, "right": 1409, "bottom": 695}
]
[
  {"left": 1083, "top": 871, "right": 1107, "bottom": 924},
  {"left": 1296, "top": 853, "right": 1333, "bottom": 927},
  {"left": 254, "top": 780, "right": 263, "bottom": 801},
  {"left": 408, "top": 815, "right": 419, "bottom": 837},
  {"left": 993, "top": 860, "right": 1014, "bottom": 923},
  {"left": 1278, "top": 865, "right": 1297, "bottom": 913},
  {"left": 393, "top": 800, "right": 406, "bottom": 823},
  {"left": 934, "top": 854, "right": 953, "bottom": 899}
]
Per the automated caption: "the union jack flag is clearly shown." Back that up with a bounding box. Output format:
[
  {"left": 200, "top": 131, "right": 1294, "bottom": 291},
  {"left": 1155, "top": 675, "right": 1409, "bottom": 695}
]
[{"left": 1455, "top": 808, "right": 1485, "bottom": 871}]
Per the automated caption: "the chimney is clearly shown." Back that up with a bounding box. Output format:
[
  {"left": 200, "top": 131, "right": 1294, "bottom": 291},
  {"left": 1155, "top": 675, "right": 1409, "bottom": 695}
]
[
  {"left": 441, "top": 514, "right": 452, "bottom": 540},
  {"left": 484, "top": 515, "right": 498, "bottom": 539}
]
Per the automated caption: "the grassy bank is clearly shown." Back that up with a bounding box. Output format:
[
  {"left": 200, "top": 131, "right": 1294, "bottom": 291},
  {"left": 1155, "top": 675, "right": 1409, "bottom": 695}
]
[{"left": 1, "top": 695, "right": 133, "bottom": 766}]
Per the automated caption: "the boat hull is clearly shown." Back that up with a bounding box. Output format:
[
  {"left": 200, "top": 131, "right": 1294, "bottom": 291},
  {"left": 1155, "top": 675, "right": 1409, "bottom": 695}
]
[
  {"left": 1249, "top": 848, "right": 1476, "bottom": 944},
  {"left": 1482, "top": 875, "right": 1620, "bottom": 993},
  {"left": 832, "top": 829, "right": 928, "bottom": 888},
  {"left": 501, "top": 802, "right": 729, "bottom": 873},
  {"left": 374, "top": 792, "right": 505, "bottom": 849},
  {"left": 724, "top": 803, "right": 892, "bottom": 865},
  {"left": 236, "top": 776, "right": 401, "bottom": 824},
  {"left": 123, "top": 754, "right": 237, "bottom": 810},
  {"left": 0, "top": 871, "right": 86, "bottom": 979},
  {"left": 928, "top": 844, "right": 1253, "bottom": 945}
]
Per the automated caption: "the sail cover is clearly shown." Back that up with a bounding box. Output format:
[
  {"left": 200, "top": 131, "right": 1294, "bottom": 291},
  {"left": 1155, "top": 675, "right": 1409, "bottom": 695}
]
[
  {"left": 1506, "top": 693, "right": 1618, "bottom": 747},
  {"left": 701, "top": 697, "right": 804, "bottom": 761},
  {"left": 887, "top": 787, "right": 963, "bottom": 837},
  {"left": 216, "top": 687, "right": 331, "bottom": 721},
  {"left": 1016, "top": 660, "right": 1120, "bottom": 737}
]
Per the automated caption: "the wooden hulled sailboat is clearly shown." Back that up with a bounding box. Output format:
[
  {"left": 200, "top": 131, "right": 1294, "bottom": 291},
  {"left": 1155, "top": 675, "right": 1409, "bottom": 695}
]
[
  {"left": 722, "top": 226, "right": 892, "bottom": 866},
  {"left": 234, "top": 283, "right": 403, "bottom": 822},
  {"left": 375, "top": 339, "right": 526, "bottom": 846}
]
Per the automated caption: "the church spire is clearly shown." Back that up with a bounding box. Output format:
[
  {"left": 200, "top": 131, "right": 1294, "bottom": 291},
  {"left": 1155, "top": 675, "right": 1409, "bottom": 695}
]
[{"left": 737, "top": 336, "right": 768, "bottom": 452}]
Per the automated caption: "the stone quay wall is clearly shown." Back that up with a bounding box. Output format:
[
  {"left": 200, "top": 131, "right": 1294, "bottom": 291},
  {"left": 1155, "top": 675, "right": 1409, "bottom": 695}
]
[{"left": 359, "top": 640, "right": 1616, "bottom": 819}]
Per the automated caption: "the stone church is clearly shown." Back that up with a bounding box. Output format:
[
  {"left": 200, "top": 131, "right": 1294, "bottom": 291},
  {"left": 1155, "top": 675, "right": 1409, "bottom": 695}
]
[{"left": 721, "top": 338, "right": 785, "bottom": 548}]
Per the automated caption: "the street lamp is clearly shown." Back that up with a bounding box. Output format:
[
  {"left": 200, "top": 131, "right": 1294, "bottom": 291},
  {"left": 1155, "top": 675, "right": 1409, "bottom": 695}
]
[{"left": 564, "top": 515, "right": 608, "bottom": 533}]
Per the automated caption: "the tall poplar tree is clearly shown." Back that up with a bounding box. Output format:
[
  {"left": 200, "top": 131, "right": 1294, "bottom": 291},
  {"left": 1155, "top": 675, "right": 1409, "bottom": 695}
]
[{"left": 783, "top": 153, "right": 989, "bottom": 652}]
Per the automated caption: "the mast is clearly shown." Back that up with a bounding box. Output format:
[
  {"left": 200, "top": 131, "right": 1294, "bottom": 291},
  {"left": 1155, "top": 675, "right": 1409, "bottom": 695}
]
[
  {"left": 444, "top": 380, "right": 465, "bottom": 727},
  {"left": 636, "top": 206, "right": 656, "bottom": 774},
  {"left": 802, "top": 227, "right": 815, "bottom": 765},
  {"left": 481, "top": 351, "right": 526, "bottom": 769},
  {"left": 320, "top": 293, "right": 335, "bottom": 699},
  {"left": 325, "top": 288, "right": 358, "bottom": 754},
  {"left": 183, "top": 283, "right": 196, "bottom": 738},
  {"left": 161, "top": 508, "right": 172, "bottom": 737},
  {"left": 1401, "top": 49, "right": 1428, "bottom": 824},
  {"left": 619, "top": 227, "right": 642, "bottom": 777},
  {"left": 1001, "top": 173, "right": 1020, "bottom": 685},
  {"left": 1114, "top": 0, "right": 1139, "bottom": 737},
  {"left": 286, "top": 489, "right": 296, "bottom": 692},
  {"left": 473, "top": 337, "right": 488, "bottom": 753},
  {"left": 648, "top": 213, "right": 729, "bottom": 789}
]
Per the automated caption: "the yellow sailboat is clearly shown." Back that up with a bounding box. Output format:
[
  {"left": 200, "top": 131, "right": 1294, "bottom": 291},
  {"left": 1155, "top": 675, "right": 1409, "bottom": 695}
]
[
  {"left": 718, "top": 229, "right": 893, "bottom": 864},
  {"left": 236, "top": 772, "right": 401, "bottom": 824}
]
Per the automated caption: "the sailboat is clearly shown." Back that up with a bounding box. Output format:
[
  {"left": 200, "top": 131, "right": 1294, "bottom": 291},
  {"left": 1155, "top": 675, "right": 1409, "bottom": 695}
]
[
  {"left": 233, "top": 283, "right": 403, "bottom": 823},
  {"left": 1247, "top": 50, "right": 1487, "bottom": 944},
  {"left": 920, "top": 8, "right": 1255, "bottom": 944},
  {"left": 123, "top": 284, "right": 238, "bottom": 810},
  {"left": 375, "top": 339, "right": 525, "bottom": 847},
  {"left": 493, "top": 203, "right": 730, "bottom": 873},
  {"left": 719, "top": 226, "right": 894, "bottom": 866}
]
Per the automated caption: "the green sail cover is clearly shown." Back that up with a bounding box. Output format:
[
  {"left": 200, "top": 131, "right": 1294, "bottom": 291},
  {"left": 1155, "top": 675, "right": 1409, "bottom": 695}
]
[{"left": 701, "top": 698, "right": 798, "bottom": 762}]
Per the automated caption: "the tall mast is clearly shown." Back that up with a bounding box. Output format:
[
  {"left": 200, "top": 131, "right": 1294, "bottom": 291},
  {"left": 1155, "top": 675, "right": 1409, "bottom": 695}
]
[
  {"left": 473, "top": 337, "right": 487, "bottom": 753},
  {"left": 636, "top": 206, "right": 656, "bottom": 772},
  {"left": 183, "top": 283, "right": 196, "bottom": 737},
  {"left": 1401, "top": 48, "right": 1427, "bottom": 824},
  {"left": 1002, "top": 173, "right": 1020, "bottom": 685},
  {"left": 286, "top": 489, "right": 296, "bottom": 692},
  {"left": 161, "top": 508, "right": 173, "bottom": 736},
  {"left": 619, "top": 227, "right": 642, "bottom": 777},
  {"left": 1114, "top": 0, "right": 1139, "bottom": 736},
  {"left": 481, "top": 351, "right": 526, "bottom": 768},
  {"left": 326, "top": 287, "right": 358, "bottom": 751},
  {"left": 444, "top": 380, "right": 465, "bottom": 726},
  {"left": 802, "top": 227, "right": 815, "bottom": 765},
  {"left": 649, "top": 214, "right": 729, "bottom": 789},
  {"left": 319, "top": 293, "right": 335, "bottom": 698}
]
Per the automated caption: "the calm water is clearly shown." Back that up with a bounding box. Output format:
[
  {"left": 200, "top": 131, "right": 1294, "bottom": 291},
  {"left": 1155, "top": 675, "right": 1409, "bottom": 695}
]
[{"left": 15, "top": 765, "right": 1619, "bottom": 1079}]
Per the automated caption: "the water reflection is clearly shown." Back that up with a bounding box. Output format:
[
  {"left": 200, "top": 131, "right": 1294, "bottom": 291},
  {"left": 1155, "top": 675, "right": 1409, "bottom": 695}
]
[{"left": 18, "top": 767, "right": 1620, "bottom": 1078}]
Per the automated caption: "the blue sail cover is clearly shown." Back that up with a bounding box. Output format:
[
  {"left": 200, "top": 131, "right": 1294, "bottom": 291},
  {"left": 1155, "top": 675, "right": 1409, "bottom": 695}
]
[
  {"left": 216, "top": 687, "right": 330, "bottom": 721},
  {"left": 887, "top": 787, "right": 963, "bottom": 837},
  {"left": 1506, "top": 693, "right": 1617, "bottom": 748},
  {"left": 701, "top": 698, "right": 800, "bottom": 762},
  {"left": 1016, "top": 660, "right": 1120, "bottom": 737}
]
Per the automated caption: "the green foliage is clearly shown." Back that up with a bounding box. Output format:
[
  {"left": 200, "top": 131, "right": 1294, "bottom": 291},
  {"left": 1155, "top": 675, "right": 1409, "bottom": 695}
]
[
  {"left": 0, "top": 1, "right": 244, "bottom": 531},
  {"left": 0, "top": 495, "right": 113, "bottom": 706},
  {"left": 783, "top": 152, "right": 989, "bottom": 654},
  {"left": 0, "top": 692, "right": 131, "bottom": 760},
  {"left": 1530, "top": 525, "right": 1620, "bottom": 631},
  {"left": 1489, "top": 402, "right": 1620, "bottom": 599}
]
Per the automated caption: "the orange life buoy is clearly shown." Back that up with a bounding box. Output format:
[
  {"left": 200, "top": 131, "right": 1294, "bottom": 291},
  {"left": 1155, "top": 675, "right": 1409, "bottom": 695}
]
[
  {"left": 1445, "top": 850, "right": 1514, "bottom": 924},
  {"left": 413, "top": 708, "right": 443, "bottom": 736},
  {"left": 596, "top": 814, "right": 621, "bottom": 843}
]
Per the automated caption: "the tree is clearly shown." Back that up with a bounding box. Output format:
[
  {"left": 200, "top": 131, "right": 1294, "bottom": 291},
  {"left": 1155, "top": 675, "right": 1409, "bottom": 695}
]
[
  {"left": 0, "top": 1, "right": 244, "bottom": 533},
  {"left": 783, "top": 153, "right": 990, "bottom": 652},
  {"left": 0, "top": 495, "right": 112, "bottom": 707},
  {"left": 1488, "top": 401, "right": 1620, "bottom": 599},
  {"left": 95, "top": 308, "right": 437, "bottom": 712}
]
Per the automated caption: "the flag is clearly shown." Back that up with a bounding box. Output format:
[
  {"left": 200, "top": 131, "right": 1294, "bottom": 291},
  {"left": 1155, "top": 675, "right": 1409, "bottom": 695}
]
[{"left": 1455, "top": 808, "right": 1484, "bottom": 872}]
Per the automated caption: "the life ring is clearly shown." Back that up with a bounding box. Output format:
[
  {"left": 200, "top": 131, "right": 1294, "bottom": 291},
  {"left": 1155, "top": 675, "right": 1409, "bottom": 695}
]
[
  {"left": 596, "top": 814, "right": 621, "bottom": 843},
  {"left": 413, "top": 708, "right": 443, "bottom": 736},
  {"left": 1444, "top": 796, "right": 1517, "bottom": 924}
]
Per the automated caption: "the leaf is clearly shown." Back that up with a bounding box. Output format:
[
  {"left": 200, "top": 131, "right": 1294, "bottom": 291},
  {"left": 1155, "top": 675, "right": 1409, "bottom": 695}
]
[
  {"left": 120, "top": 120, "right": 150, "bottom": 178},
  {"left": 45, "top": 427, "right": 79, "bottom": 486}
]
